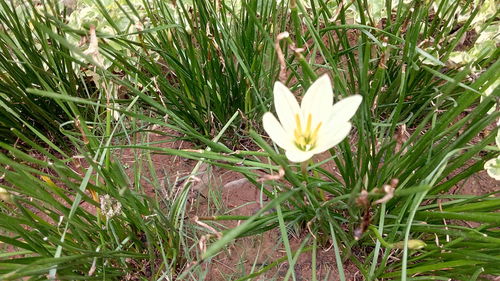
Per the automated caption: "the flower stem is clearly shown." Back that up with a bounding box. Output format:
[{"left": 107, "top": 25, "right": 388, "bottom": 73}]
[
  {"left": 283, "top": 36, "right": 317, "bottom": 82},
  {"left": 308, "top": 160, "right": 326, "bottom": 201},
  {"left": 368, "top": 225, "right": 393, "bottom": 249},
  {"left": 290, "top": 0, "right": 303, "bottom": 47},
  {"left": 300, "top": 161, "right": 308, "bottom": 178}
]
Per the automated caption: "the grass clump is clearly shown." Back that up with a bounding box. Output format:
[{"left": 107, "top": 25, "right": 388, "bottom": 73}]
[
  {"left": 0, "top": 112, "right": 184, "bottom": 279},
  {"left": 0, "top": 1, "right": 91, "bottom": 146}
]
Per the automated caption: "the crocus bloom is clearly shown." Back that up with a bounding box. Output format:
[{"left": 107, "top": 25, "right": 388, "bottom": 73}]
[
  {"left": 263, "top": 75, "right": 362, "bottom": 162},
  {"left": 484, "top": 157, "right": 500, "bottom": 180}
]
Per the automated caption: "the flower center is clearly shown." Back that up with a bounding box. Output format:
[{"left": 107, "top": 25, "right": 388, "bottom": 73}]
[{"left": 294, "top": 113, "right": 322, "bottom": 151}]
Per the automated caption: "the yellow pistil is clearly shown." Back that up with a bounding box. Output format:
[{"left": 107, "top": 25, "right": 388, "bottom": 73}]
[{"left": 294, "top": 113, "right": 322, "bottom": 151}]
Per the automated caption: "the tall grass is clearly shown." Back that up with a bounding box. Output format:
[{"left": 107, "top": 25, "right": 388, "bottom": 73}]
[
  {"left": 97, "top": 0, "right": 283, "bottom": 135},
  {"left": 0, "top": 1, "right": 89, "bottom": 146},
  {"left": 0, "top": 93, "right": 187, "bottom": 279},
  {"left": 0, "top": 0, "right": 498, "bottom": 280}
]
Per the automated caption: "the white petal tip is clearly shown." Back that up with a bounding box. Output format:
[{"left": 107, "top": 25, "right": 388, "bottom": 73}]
[
  {"left": 285, "top": 150, "right": 313, "bottom": 163},
  {"left": 274, "top": 81, "right": 287, "bottom": 90},
  {"left": 262, "top": 112, "right": 294, "bottom": 150},
  {"left": 262, "top": 112, "right": 277, "bottom": 135},
  {"left": 346, "top": 95, "right": 363, "bottom": 106},
  {"left": 313, "top": 74, "right": 332, "bottom": 87}
]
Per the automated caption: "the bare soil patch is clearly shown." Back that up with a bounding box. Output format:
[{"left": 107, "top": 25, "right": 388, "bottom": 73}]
[{"left": 121, "top": 125, "right": 498, "bottom": 280}]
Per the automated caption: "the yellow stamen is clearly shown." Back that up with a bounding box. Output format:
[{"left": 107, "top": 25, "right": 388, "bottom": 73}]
[
  {"left": 294, "top": 114, "right": 302, "bottom": 140},
  {"left": 293, "top": 113, "right": 322, "bottom": 151},
  {"left": 305, "top": 114, "right": 312, "bottom": 138},
  {"left": 311, "top": 122, "right": 322, "bottom": 141}
]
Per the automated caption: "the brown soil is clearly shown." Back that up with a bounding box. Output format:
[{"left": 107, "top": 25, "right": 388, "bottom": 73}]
[
  {"left": 3, "top": 116, "right": 496, "bottom": 280},
  {"left": 117, "top": 128, "right": 360, "bottom": 280},
  {"left": 451, "top": 170, "right": 499, "bottom": 196},
  {"left": 119, "top": 123, "right": 499, "bottom": 280},
  {"left": 192, "top": 170, "right": 360, "bottom": 281},
  {"left": 117, "top": 127, "right": 198, "bottom": 198}
]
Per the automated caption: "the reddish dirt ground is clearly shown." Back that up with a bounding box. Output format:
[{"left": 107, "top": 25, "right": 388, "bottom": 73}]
[
  {"left": 119, "top": 126, "right": 497, "bottom": 280},
  {"left": 3, "top": 121, "right": 496, "bottom": 280},
  {"left": 116, "top": 128, "right": 363, "bottom": 280}
]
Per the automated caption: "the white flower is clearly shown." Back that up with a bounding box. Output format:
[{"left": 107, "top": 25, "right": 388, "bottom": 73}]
[
  {"left": 263, "top": 75, "right": 362, "bottom": 162},
  {"left": 484, "top": 157, "right": 500, "bottom": 181},
  {"left": 484, "top": 120, "right": 500, "bottom": 181}
]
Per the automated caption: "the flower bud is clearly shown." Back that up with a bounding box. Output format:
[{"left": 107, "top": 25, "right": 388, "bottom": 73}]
[
  {"left": 167, "top": 29, "right": 173, "bottom": 43},
  {"left": 393, "top": 239, "right": 427, "bottom": 250},
  {"left": 185, "top": 25, "right": 192, "bottom": 35},
  {"left": 257, "top": 42, "right": 264, "bottom": 51},
  {"left": 0, "top": 187, "right": 12, "bottom": 203}
]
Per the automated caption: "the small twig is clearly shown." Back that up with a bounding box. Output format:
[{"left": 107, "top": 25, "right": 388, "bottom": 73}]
[
  {"left": 74, "top": 116, "right": 89, "bottom": 145},
  {"left": 307, "top": 220, "right": 317, "bottom": 240},
  {"left": 374, "top": 179, "right": 398, "bottom": 205},
  {"left": 438, "top": 200, "right": 450, "bottom": 243},
  {"left": 323, "top": 240, "right": 334, "bottom": 252},
  {"left": 275, "top": 32, "right": 290, "bottom": 83},
  {"left": 193, "top": 216, "right": 222, "bottom": 239},
  {"left": 257, "top": 167, "right": 285, "bottom": 182}
]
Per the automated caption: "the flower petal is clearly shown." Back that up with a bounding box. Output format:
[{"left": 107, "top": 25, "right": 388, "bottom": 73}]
[
  {"left": 484, "top": 157, "right": 500, "bottom": 180},
  {"left": 274, "top": 81, "right": 301, "bottom": 134},
  {"left": 328, "top": 95, "right": 362, "bottom": 124},
  {"left": 301, "top": 74, "right": 333, "bottom": 124},
  {"left": 263, "top": 112, "right": 294, "bottom": 150},
  {"left": 285, "top": 149, "right": 314, "bottom": 163},
  {"left": 313, "top": 122, "right": 352, "bottom": 153}
]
